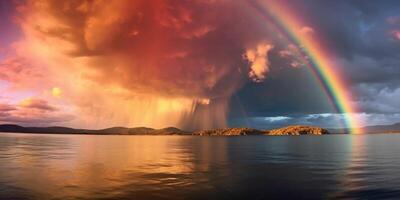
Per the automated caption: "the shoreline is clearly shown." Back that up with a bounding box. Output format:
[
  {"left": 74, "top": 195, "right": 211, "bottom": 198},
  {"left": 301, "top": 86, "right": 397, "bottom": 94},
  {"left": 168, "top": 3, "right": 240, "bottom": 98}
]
[
  {"left": 1, "top": 124, "right": 400, "bottom": 136},
  {"left": 0, "top": 125, "right": 331, "bottom": 136},
  {"left": 2, "top": 132, "right": 400, "bottom": 136}
]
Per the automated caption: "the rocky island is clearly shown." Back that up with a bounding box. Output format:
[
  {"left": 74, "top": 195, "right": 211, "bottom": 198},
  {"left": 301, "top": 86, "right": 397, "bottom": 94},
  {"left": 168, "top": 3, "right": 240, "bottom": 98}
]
[{"left": 268, "top": 125, "right": 329, "bottom": 135}]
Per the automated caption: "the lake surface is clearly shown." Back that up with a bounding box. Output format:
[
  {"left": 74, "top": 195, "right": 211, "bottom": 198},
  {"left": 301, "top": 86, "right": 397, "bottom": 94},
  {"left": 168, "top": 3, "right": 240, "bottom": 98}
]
[{"left": 1, "top": 133, "right": 400, "bottom": 200}]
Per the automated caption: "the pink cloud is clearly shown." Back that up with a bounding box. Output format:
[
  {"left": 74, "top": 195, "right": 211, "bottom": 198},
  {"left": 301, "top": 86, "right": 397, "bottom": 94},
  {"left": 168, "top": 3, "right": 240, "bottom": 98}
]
[
  {"left": 391, "top": 30, "right": 400, "bottom": 41},
  {"left": 0, "top": 103, "right": 16, "bottom": 112},
  {"left": 0, "top": 56, "right": 45, "bottom": 90},
  {"left": 19, "top": 98, "right": 57, "bottom": 111},
  {"left": 0, "top": 99, "right": 73, "bottom": 125}
]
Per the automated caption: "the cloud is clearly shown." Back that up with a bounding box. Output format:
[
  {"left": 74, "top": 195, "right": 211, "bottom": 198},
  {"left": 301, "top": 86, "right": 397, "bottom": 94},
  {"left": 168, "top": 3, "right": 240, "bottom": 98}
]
[
  {"left": 0, "top": 103, "right": 16, "bottom": 112},
  {"left": 264, "top": 116, "right": 292, "bottom": 122},
  {"left": 14, "top": 0, "right": 259, "bottom": 97},
  {"left": 0, "top": 57, "right": 45, "bottom": 90},
  {"left": 230, "top": 113, "right": 368, "bottom": 129},
  {"left": 0, "top": 99, "right": 73, "bottom": 125},
  {"left": 244, "top": 42, "right": 274, "bottom": 82},
  {"left": 387, "top": 16, "right": 400, "bottom": 25},
  {"left": 6, "top": 0, "right": 278, "bottom": 129},
  {"left": 391, "top": 30, "right": 400, "bottom": 41},
  {"left": 230, "top": 114, "right": 347, "bottom": 129},
  {"left": 357, "top": 86, "right": 400, "bottom": 114},
  {"left": 300, "top": 26, "right": 314, "bottom": 35},
  {"left": 19, "top": 98, "right": 56, "bottom": 111},
  {"left": 278, "top": 44, "right": 309, "bottom": 68}
]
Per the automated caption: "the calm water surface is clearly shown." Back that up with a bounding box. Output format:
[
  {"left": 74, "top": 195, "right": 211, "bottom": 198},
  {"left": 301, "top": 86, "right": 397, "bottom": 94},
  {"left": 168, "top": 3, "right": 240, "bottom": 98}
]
[{"left": 1, "top": 133, "right": 400, "bottom": 200}]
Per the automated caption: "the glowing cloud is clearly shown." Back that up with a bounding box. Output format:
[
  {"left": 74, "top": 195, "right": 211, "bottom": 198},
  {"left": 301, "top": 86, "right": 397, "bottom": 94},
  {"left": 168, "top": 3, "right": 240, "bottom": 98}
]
[
  {"left": 244, "top": 42, "right": 274, "bottom": 82},
  {"left": 51, "top": 87, "right": 62, "bottom": 98},
  {"left": 300, "top": 26, "right": 314, "bottom": 35}
]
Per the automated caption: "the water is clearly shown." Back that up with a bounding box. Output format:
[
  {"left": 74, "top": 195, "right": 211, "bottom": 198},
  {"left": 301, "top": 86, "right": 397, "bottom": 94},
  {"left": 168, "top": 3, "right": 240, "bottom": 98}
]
[{"left": 1, "top": 133, "right": 400, "bottom": 199}]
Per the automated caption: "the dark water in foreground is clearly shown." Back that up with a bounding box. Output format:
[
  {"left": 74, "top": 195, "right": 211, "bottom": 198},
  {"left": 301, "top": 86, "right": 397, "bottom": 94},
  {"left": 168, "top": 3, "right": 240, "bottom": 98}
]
[{"left": 1, "top": 133, "right": 400, "bottom": 200}]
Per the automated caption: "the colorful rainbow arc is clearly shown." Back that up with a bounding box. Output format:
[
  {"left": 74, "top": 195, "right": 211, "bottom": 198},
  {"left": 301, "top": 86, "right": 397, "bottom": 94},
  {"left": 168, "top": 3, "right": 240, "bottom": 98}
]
[{"left": 246, "top": 0, "right": 363, "bottom": 134}]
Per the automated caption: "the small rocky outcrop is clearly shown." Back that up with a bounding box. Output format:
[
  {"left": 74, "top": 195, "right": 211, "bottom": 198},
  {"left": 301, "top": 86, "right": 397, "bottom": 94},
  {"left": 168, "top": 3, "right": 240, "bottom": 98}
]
[
  {"left": 267, "top": 125, "right": 330, "bottom": 135},
  {"left": 192, "top": 128, "right": 264, "bottom": 136}
]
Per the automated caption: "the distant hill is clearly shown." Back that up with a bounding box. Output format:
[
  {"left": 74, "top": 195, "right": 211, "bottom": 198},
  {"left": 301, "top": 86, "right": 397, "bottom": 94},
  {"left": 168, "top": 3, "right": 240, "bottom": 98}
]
[
  {"left": 0, "top": 124, "right": 86, "bottom": 134},
  {"left": 0, "top": 124, "right": 188, "bottom": 135},
  {"left": 364, "top": 122, "right": 400, "bottom": 133},
  {"left": 330, "top": 122, "right": 400, "bottom": 134},
  {"left": 0, "top": 124, "right": 330, "bottom": 136}
]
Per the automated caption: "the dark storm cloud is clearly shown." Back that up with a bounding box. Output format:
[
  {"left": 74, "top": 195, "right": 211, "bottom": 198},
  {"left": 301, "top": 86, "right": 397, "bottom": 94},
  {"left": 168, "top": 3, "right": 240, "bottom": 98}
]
[
  {"left": 229, "top": 0, "right": 400, "bottom": 128},
  {"left": 229, "top": 61, "right": 334, "bottom": 118},
  {"left": 288, "top": 0, "right": 400, "bottom": 60}
]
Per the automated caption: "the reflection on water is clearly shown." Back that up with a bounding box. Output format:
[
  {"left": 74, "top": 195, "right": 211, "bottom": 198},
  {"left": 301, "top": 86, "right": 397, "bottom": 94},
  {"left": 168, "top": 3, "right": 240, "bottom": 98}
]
[
  {"left": 1, "top": 133, "right": 400, "bottom": 199},
  {"left": 333, "top": 135, "right": 400, "bottom": 199}
]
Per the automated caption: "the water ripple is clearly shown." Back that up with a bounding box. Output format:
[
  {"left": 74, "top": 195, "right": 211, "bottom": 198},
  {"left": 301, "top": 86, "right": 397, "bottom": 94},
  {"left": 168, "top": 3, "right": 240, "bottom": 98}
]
[{"left": 1, "top": 133, "right": 400, "bottom": 199}]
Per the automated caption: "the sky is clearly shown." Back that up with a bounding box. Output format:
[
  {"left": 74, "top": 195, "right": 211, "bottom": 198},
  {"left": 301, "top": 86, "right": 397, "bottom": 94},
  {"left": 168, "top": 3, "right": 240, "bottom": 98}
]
[{"left": 0, "top": 0, "right": 399, "bottom": 130}]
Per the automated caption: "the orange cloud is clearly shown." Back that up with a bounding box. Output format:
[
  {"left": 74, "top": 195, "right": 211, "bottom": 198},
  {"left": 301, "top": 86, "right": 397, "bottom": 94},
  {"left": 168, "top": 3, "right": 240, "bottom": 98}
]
[
  {"left": 0, "top": 57, "right": 44, "bottom": 90},
  {"left": 4, "top": 0, "right": 276, "bottom": 129},
  {"left": 244, "top": 42, "right": 274, "bottom": 82}
]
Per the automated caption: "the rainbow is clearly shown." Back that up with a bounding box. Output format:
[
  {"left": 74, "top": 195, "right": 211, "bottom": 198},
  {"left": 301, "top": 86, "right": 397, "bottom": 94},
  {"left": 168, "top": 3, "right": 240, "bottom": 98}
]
[{"left": 246, "top": 0, "right": 363, "bottom": 134}]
